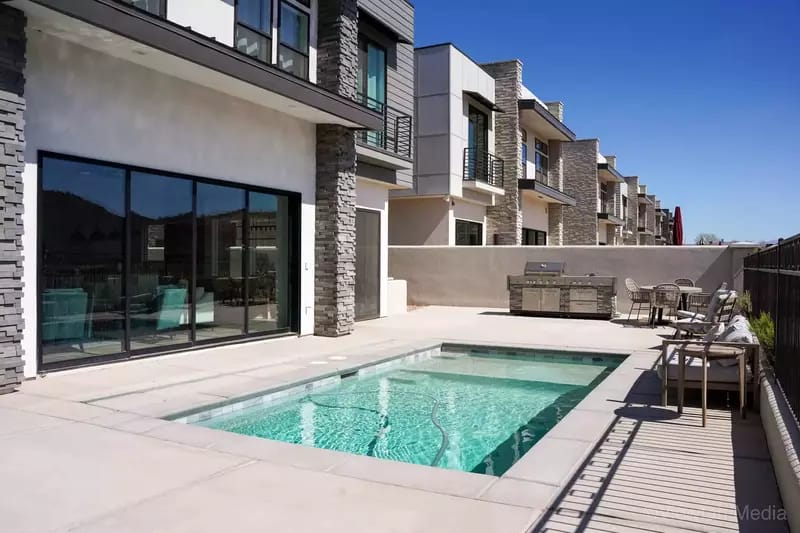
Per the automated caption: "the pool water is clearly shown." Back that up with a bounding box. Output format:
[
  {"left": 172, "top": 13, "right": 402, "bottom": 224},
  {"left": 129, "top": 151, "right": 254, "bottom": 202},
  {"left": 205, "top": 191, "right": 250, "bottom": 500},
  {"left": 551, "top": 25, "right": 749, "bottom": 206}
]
[{"left": 195, "top": 350, "right": 622, "bottom": 476}]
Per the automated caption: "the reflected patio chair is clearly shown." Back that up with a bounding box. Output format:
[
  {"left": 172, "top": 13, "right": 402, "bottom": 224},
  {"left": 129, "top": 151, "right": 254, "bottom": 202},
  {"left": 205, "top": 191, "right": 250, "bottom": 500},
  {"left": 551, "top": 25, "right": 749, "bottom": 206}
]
[
  {"left": 674, "top": 278, "right": 695, "bottom": 287},
  {"left": 624, "top": 278, "right": 651, "bottom": 323},
  {"left": 156, "top": 288, "right": 188, "bottom": 336}
]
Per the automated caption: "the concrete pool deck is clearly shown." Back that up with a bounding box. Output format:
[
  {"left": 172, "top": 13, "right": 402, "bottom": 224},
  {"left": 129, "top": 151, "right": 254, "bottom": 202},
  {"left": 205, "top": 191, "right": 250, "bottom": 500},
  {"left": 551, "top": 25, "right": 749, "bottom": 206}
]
[{"left": 0, "top": 307, "right": 787, "bottom": 532}]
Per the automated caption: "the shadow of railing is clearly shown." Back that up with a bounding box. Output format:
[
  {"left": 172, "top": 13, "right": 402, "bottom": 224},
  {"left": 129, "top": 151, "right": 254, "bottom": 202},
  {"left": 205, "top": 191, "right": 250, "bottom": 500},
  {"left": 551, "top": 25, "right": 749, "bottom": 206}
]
[{"left": 529, "top": 367, "right": 787, "bottom": 532}]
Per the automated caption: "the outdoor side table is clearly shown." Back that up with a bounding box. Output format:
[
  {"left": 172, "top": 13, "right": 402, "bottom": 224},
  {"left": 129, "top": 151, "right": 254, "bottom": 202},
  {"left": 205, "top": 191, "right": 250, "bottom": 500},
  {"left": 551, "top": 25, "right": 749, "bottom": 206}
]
[{"left": 676, "top": 345, "right": 746, "bottom": 427}]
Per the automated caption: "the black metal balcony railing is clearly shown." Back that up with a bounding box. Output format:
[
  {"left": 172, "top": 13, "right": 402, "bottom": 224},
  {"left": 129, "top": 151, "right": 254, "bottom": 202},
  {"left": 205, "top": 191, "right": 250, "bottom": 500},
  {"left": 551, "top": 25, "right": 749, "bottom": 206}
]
[
  {"left": 355, "top": 94, "right": 412, "bottom": 159},
  {"left": 463, "top": 147, "right": 504, "bottom": 187}
]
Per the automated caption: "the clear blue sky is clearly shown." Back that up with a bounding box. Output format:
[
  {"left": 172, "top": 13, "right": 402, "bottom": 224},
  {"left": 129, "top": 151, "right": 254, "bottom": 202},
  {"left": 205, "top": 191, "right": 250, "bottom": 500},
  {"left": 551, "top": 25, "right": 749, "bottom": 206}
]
[{"left": 414, "top": 0, "right": 799, "bottom": 243}]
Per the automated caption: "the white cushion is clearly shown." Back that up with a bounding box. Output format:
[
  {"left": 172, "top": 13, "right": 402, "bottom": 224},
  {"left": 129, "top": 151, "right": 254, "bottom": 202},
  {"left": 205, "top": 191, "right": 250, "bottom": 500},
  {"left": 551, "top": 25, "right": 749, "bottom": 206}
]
[{"left": 718, "top": 317, "right": 754, "bottom": 344}]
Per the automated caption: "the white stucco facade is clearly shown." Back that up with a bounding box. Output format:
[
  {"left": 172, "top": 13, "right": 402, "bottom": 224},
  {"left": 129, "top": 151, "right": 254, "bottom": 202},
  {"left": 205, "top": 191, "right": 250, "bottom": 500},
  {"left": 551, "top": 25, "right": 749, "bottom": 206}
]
[
  {"left": 356, "top": 179, "right": 389, "bottom": 317},
  {"left": 21, "top": 32, "right": 319, "bottom": 375}
]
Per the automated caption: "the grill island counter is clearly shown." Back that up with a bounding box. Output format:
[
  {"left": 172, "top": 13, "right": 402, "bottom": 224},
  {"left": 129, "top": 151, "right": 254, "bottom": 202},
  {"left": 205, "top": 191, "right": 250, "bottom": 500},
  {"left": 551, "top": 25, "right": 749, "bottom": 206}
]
[{"left": 508, "top": 262, "right": 617, "bottom": 319}]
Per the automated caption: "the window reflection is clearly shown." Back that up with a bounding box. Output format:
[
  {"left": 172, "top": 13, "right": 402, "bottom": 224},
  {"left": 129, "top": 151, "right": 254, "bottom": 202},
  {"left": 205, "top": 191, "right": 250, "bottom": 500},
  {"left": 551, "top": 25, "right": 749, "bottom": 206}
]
[
  {"left": 129, "top": 172, "right": 193, "bottom": 350},
  {"left": 196, "top": 183, "right": 246, "bottom": 341},
  {"left": 40, "top": 158, "right": 126, "bottom": 365}
]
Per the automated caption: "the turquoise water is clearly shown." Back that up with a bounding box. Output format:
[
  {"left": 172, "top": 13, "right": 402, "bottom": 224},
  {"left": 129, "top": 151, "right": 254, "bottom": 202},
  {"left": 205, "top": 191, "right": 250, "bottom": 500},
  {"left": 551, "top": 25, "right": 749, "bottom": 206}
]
[{"left": 196, "top": 351, "right": 621, "bottom": 476}]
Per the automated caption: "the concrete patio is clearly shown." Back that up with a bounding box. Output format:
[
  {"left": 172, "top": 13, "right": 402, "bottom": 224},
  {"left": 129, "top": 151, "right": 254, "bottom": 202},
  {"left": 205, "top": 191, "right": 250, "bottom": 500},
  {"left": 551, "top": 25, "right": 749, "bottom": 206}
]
[{"left": 0, "top": 307, "right": 787, "bottom": 532}]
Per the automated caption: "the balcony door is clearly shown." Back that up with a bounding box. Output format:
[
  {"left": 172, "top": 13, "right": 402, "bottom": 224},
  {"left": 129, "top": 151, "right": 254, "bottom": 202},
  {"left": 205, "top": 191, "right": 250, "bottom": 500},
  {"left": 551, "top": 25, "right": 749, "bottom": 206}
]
[
  {"left": 357, "top": 37, "right": 386, "bottom": 147},
  {"left": 355, "top": 209, "right": 380, "bottom": 321},
  {"left": 467, "top": 106, "right": 488, "bottom": 180}
]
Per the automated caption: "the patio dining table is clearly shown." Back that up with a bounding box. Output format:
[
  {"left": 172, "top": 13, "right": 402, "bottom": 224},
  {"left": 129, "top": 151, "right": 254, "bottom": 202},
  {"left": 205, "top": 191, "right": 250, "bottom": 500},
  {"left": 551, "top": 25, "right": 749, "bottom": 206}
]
[{"left": 639, "top": 285, "right": 703, "bottom": 325}]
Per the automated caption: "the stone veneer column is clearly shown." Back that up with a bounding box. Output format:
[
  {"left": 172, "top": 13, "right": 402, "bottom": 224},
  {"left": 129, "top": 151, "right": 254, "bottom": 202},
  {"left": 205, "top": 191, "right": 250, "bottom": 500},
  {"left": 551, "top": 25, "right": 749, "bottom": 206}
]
[
  {"left": 0, "top": 6, "right": 25, "bottom": 393},
  {"left": 482, "top": 61, "right": 522, "bottom": 245},
  {"left": 314, "top": 0, "right": 358, "bottom": 336},
  {"left": 546, "top": 140, "right": 564, "bottom": 245},
  {"left": 624, "top": 176, "right": 639, "bottom": 246},
  {"left": 562, "top": 139, "right": 599, "bottom": 245}
]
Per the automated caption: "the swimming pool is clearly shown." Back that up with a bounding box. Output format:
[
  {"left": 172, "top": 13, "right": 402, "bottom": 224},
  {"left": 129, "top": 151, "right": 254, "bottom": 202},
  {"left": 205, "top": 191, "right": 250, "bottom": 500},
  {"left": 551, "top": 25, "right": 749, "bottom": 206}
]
[{"left": 189, "top": 347, "right": 623, "bottom": 476}]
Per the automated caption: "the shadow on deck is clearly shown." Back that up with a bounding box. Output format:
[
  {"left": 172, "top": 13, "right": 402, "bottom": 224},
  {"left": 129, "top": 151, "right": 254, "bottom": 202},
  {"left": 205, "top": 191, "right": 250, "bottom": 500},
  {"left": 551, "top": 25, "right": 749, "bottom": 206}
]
[{"left": 530, "top": 370, "right": 787, "bottom": 532}]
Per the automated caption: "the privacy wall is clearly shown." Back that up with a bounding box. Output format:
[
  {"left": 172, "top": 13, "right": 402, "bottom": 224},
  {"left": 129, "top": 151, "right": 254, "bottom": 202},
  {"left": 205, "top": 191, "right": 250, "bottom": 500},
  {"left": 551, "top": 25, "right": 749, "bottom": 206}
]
[{"left": 389, "top": 245, "right": 755, "bottom": 310}]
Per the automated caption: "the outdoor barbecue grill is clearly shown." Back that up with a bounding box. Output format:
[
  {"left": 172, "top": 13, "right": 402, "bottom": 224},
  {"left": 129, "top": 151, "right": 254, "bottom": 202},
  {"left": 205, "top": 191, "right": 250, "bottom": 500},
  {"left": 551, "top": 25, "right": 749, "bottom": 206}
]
[{"left": 508, "top": 261, "right": 617, "bottom": 319}]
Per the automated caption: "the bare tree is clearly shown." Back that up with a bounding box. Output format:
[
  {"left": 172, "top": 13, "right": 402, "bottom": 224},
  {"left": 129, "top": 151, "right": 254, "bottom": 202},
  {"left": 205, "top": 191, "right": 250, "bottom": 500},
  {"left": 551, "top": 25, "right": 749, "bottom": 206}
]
[{"left": 695, "top": 233, "right": 721, "bottom": 245}]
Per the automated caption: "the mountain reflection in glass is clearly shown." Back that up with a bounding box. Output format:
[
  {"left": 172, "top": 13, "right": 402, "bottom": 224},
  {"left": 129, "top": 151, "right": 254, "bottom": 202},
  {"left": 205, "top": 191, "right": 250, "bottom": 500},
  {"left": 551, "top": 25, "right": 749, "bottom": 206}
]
[
  {"left": 40, "top": 158, "right": 126, "bottom": 365},
  {"left": 129, "top": 172, "right": 192, "bottom": 350}
]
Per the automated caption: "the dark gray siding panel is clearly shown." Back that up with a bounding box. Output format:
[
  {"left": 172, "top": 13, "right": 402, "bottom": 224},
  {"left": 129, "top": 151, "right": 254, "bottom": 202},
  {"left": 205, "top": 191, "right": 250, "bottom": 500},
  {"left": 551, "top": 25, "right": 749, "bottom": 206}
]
[
  {"left": 357, "top": 0, "right": 414, "bottom": 132},
  {"left": 358, "top": 0, "right": 414, "bottom": 43}
]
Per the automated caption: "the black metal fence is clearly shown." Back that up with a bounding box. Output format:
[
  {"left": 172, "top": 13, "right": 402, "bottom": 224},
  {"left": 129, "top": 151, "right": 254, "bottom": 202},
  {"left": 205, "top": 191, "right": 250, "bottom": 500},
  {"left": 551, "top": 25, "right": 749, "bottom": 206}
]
[{"left": 744, "top": 233, "right": 800, "bottom": 417}]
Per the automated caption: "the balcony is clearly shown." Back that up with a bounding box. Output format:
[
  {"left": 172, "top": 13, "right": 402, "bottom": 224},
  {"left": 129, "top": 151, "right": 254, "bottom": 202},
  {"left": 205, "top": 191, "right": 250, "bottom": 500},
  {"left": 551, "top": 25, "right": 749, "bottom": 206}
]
[
  {"left": 463, "top": 147, "right": 504, "bottom": 188},
  {"left": 355, "top": 94, "right": 413, "bottom": 165},
  {"left": 597, "top": 201, "right": 624, "bottom": 226}
]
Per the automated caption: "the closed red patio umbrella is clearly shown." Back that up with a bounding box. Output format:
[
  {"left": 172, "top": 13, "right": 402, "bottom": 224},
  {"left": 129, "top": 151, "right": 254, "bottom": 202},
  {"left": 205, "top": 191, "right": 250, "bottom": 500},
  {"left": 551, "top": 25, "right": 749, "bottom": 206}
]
[{"left": 673, "top": 206, "right": 684, "bottom": 245}]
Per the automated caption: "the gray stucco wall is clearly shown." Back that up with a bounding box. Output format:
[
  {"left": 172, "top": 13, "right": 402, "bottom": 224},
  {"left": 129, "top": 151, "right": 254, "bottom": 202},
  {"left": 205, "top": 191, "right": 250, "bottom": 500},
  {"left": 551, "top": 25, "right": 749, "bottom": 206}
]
[{"left": 389, "top": 245, "right": 753, "bottom": 311}]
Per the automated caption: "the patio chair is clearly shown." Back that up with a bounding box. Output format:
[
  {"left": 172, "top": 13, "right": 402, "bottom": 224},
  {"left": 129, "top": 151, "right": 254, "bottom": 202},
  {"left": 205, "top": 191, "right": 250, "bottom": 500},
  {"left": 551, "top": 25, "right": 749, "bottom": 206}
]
[
  {"left": 650, "top": 283, "right": 681, "bottom": 327},
  {"left": 687, "top": 282, "right": 727, "bottom": 314},
  {"left": 674, "top": 278, "right": 695, "bottom": 287},
  {"left": 624, "top": 278, "right": 651, "bottom": 322},
  {"left": 672, "top": 290, "right": 737, "bottom": 339}
]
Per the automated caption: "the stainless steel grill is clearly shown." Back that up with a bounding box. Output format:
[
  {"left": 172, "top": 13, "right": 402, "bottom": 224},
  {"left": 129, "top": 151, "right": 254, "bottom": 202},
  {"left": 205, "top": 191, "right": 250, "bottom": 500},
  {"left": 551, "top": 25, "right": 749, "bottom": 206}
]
[{"left": 523, "top": 262, "right": 565, "bottom": 276}]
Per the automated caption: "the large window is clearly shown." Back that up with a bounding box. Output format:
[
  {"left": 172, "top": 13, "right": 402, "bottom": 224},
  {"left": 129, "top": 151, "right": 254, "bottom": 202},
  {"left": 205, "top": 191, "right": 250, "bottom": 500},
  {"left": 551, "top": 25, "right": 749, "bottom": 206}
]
[
  {"left": 534, "top": 138, "right": 548, "bottom": 179},
  {"left": 39, "top": 154, "right": 300, "bottom": 370},
  {"left": 523, "top": 228, "right": 547, "bottom": 246},
  {"left": 278, "top": 0, "right": 311, "bottom": 79},
  {"left": 357, "top": 36, "right": 387, "bottom": 147},
  {"left": 521, "top": 129, "right": 528, "bottom": 179},
  {"left": 236, "top": 0, "right": 273, "bottom": 64},
  {"left": 234, "top": 0, "right": 312, "bottom": 80},
  {"left": 455, "top": 220, "right": 483, "bottom": 246},
  {"left": 600, "top": 182, "right": 609, "bottom": 212},
  {"left": 120, "top": 0, "right": 166, "bottom": 17}
]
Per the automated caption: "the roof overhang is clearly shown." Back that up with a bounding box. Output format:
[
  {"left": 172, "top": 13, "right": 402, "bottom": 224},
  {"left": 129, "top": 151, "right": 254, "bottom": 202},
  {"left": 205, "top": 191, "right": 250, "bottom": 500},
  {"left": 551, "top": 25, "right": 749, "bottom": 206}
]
[
  {"left": 464, "top": 91, "right": 503, "bottom": 113},
  {"left": 359, "top": 8, "right": 413, "bottom": 45},
  {"left": 518, "top": 179, "right": 576, "bottom": 206},
  {"left": 597, "top": 163, "right": 625, "bottom": 183},
  {"left": 638, "top": 193, "right": 654, "bottom": 205},
  {"left": 16, "top": 0, "right": 382, "bottom": 130},
  {"left": 598, "top": 213, "right": 624, "bottom": 226},
  {"left": 518, "top": 100, "right": 576, "bottom": 142},
  {"left": 638, "top": 227, "right": 654, "bottom": 235}
]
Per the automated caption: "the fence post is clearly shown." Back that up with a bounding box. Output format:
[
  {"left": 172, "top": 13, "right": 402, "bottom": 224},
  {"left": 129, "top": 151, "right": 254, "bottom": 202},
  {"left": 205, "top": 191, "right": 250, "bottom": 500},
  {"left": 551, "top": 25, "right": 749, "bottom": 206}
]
[{"left": 776, "top": 238, "right": 783, "bottom": 362}]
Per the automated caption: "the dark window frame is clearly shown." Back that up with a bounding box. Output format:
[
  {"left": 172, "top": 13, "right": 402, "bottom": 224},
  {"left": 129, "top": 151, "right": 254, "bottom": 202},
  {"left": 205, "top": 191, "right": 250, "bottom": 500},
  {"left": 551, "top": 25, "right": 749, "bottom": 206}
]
[
  {"left": 455, "top": 219, "right": 483, "bottom": 246},
  {"left": 523, "top": 228, "right": 547, "bottom": 246},
  {"left": 534, "top": 138, "right": 549, "bottom": 177},
  {"left": 521, "top": 128, "right": 528, "bottom": 179},
  {"left": 357, "top": 34, "right": 388, "bottom": 112},
  {"left": 118, "top": 0, "right": 167, "bottom": 18},
  {"left": 37, "top": 151, "right": 302, "bottom": 372},
  {"left": 234, "top": 0, "right": 274, "bottom": 65},
  {"left": 277, "top": 0, "right": 311, "bottom": 80}
]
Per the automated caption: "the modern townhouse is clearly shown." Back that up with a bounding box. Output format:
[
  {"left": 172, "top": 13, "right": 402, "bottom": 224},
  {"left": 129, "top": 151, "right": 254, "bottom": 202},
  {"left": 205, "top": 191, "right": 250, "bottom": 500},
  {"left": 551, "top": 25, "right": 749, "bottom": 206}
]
[
  {"left": 0, "top": 0, "right": 414, "bottom": 386},
  {"left": 635, "top": 185, "right": 657, "bottom": 245},
  {"left": 654, "top": 201, "right": 673, "bottom": 245},
  {"left": 389, "top": 44, "right": 576, "bottom": 247}
]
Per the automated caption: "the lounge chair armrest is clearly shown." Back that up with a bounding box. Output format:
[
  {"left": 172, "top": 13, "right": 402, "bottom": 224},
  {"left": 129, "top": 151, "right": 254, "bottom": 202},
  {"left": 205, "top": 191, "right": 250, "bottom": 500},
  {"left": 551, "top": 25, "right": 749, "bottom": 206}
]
[{"left": 661, "top": 339, "right": 760, "bottom": 349}]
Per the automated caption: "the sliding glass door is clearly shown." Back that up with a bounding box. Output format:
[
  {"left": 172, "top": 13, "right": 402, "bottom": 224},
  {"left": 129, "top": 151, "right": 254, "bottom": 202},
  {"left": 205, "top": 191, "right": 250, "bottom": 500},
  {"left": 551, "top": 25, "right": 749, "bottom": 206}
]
[
  {"left": 40, "top": 158, "right": 126, "bottom": 366},
  {"left": 39, "top": 154, "right": 300, "bottom": 370},
  {"left": 196, "top": 183, "right": 246, "bottom": 342},
  {"left": 129, "top": 172, "right": 193, "bottom": 351}
]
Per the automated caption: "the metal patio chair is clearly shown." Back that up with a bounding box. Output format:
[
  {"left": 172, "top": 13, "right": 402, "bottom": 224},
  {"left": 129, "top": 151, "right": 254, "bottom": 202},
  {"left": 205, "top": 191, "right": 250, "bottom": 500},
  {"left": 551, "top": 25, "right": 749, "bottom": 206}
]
[{"left": 625, "top": 278, "right": 651, "bottom": 323}]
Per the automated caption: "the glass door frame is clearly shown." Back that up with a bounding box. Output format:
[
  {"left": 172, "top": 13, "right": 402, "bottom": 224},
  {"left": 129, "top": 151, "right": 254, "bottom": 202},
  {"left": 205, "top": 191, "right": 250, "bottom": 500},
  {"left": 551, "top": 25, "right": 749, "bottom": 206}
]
[
  {"left": 354, "top": 207, "right": 381, "bottom": 322},
  {"left": 37, "top": 151, "right": 301, "bottom": 372}
]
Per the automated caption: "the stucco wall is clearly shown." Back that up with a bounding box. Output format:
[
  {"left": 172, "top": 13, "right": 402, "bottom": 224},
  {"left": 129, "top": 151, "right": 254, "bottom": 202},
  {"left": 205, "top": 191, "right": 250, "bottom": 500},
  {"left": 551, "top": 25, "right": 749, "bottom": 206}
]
[
  {"left": 356, "top": 179, "right": 389, "bottom": 317},
  {"left": 388, "top": 198, "right": 449, "bottom": 245},
  {"left": 22, "top": 33, "right": 318, "bottom": 375},
  {"left": 389, "top": 245, "right": 753, "bottom": 310},
  {"left": 521, "top": 195, "right": 549, "bottom": 234}
]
